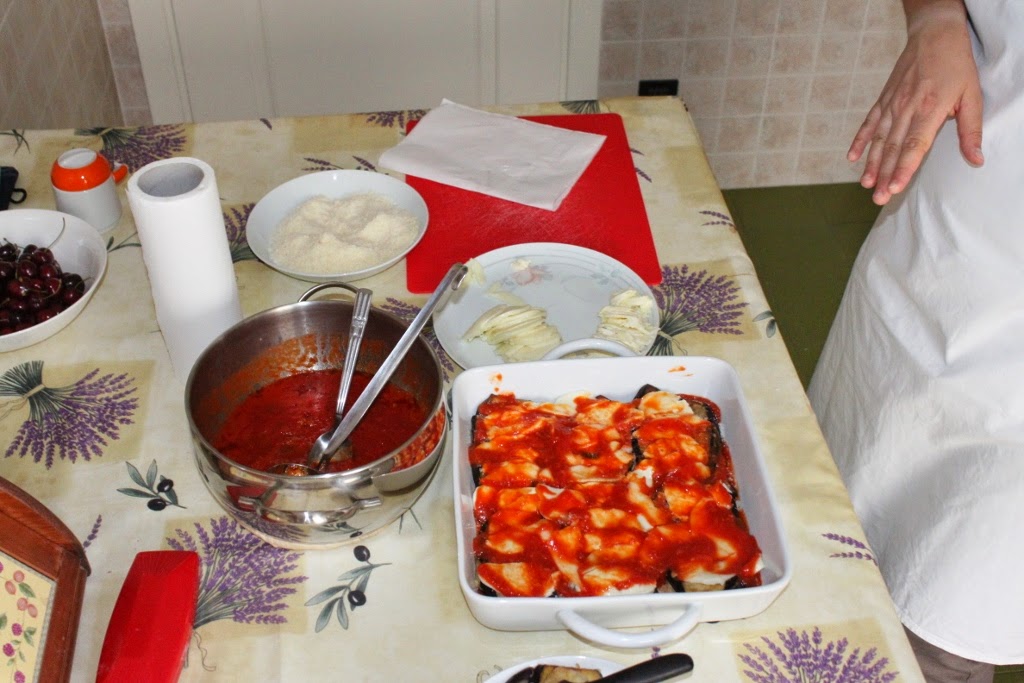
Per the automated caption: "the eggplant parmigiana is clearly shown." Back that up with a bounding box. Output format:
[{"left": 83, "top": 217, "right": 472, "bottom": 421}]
[{"left": 469, "top": 384, "right": 763, "bottom": 598}]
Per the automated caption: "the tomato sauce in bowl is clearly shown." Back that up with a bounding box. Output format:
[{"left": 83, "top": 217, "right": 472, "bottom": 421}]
[{"left": 213, "top": 369, "right": 429, "bottom": 473}]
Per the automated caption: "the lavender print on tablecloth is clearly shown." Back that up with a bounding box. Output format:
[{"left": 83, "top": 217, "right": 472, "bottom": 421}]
[
  {"left": 77, "top": 125, "right": 188, "bottom": 172},
  {"left": 303, "top": 156, "right": 377, "bottom": 173},
  {"left": 364, "top": 110, "right": 427, "bottom": 129},
  {"left": 223, "top": 204, "right": 256, "bottom": 262},
  {"left": 650, "top": 264, "right": 746, "bottom": 355},
  {"left": 383, "top": 297, "right": 457, "bottom": 378},
  {"left": 0, "top": 361, "right": 138, "bottom": 468},
  {"left": 739, "top": 627, "right": 897, "bottom": 683},
  {"left": 823, "top": 534, "right": 876, "bottom": 564},
  {"left": 167, "top": 516, "right": 307, "bottom": 629}
]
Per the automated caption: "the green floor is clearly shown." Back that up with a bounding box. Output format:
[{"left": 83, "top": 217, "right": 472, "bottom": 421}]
[
  {"left": 722, "top": 182, "right": 880, "bottom": 388},
  {"left": 722, "top": 182, "right": 1024, "bottom": 682}
]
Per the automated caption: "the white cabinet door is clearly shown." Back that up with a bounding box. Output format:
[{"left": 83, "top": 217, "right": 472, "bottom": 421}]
[{"left": 128, "top": 0, "right": 601, "bottom": 124}]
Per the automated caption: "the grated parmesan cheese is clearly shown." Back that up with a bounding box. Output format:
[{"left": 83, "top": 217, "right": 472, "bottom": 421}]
[{"left": 270, "top": 193, "right": 420, "bottom": 274}]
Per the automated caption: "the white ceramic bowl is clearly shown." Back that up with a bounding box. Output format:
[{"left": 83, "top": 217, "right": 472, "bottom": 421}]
[
  {"left": 245, "top": 170, "right": 428, "bottom": 283},
  {"left": 451, "top": 356, "right": 792, "bottom": 649},
  {"left": 0, "top": 209, "right": 108, "bottom": 352}
]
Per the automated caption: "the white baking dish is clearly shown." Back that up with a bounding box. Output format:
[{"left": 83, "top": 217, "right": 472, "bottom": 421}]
[{"left": 451, "top": 355, "right": 791, "bottom": 649}]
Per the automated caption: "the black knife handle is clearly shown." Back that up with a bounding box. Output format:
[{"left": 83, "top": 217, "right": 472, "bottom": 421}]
[{"left": 597, "top": 653, "right": 694, "bottom": 683}]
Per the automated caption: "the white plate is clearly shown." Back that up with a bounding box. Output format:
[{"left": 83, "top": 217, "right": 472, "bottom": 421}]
[
  {"left": 245, "top": 170, "right": 428, "bottom": 283},
  {"left": 433, "top": 243, "right": 658, "bottom": 369},
  {"left": 483, "top": 656, "right": 620, "bottom": 683}
]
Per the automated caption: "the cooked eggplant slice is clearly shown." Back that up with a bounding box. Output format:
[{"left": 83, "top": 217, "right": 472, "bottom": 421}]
[{"left": 633, "top": 383, "right": 662, "bottom": 400}]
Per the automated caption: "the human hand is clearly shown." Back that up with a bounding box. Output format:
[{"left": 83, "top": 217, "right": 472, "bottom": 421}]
[{"left": 848, "top": 1, "right": 984, "bottom": 205}]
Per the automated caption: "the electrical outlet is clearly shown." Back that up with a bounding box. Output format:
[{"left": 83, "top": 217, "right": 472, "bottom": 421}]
[{"left": 638, "top": 79, "right": 679, "bottom": 97}]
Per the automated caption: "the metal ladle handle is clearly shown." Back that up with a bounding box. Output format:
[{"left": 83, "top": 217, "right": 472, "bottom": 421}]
[
  {"left": 335, "top": 288, "right": 372, "bottom": 418},
  {"left": 306, "top": 263, "right": 469, "bottom": 472}
]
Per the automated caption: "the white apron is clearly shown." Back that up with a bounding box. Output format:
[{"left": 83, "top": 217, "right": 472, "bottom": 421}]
[{"left": 808, "top": 0, "right": 1024, "bottom": 665}]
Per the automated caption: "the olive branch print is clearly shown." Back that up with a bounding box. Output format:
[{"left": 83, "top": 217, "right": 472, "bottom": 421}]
[
  {"left": 118, "top": 460, "right": 185, "bottom": 511},
  {"left": 305, "top": 545, "right": 389, "bottom": 632}
]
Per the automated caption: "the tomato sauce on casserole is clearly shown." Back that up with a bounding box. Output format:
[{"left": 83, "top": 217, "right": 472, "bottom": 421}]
[{"left": 469, "top": 388, "right": 762, "bottom": 598}]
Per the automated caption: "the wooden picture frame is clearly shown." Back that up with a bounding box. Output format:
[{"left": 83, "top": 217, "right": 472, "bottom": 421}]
[{"left": 0, "top": 477, "right": 90, "bottom": 683}]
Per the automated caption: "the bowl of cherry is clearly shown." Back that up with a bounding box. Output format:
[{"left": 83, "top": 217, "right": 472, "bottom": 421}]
[{"left": 0, "top": 208, "right": 108, "bottom": 352}]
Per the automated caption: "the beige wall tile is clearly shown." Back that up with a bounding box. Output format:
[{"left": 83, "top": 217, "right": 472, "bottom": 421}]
[
  {"left": 759, "top": 114, "right": 803, "bottom": 150},
  {"left": 708, "top": 152, "right": 758, "bottom": 188},
  {"left": 808, "top": 73, "right": 853, "bottom": 112},
  {"left": 770, "top": 35, "right": 818, "bottom": 75},
  {"left": 105, "top": 22, "right": 142, "bottom": 67},
  {"left": 123, "top": 106, "right": 154, "bottom": 126},
  {"left": 683, "top": 38, "right": 729, "bottom": 78},
  {"left": 777, "top": 0, "right": 824, "bottom": 35},
  {"left": 723, "top": 77, "right": 767, "bottom": 116},
  {"left": 728, "top": 36, "right": 773, "bottom": 77},
  {"left": 823, "top": 0, "right": 868, "bottom": 33},
  {"left": 716, "top": 116, "right": 760, "bottom": 153},
  {"left": 642, "top": 0, "right": 688, "bottom": 40},
  {"left": 754, "top": 150, "right": 798, "bottom": 186},
  {"left": 98, "top": 0, "right": 133, "bottom": 25},
  {"left": 801, "top": 112, "right": 849, "bottom": 149},
  {"left": 641, "top": 40, "right": 686, "bottom": 79},
  {"left": 815, "top": 32, "right": 861, "bottom": 73},
  {"left": 794, "top": 149, "right": 845, "bottom": 184},
  {"left": 764, "top": 75, "right": 811, "bottom": 115},
  {"left": 113, "top": 65, "right": 149, "bottom": 110},
  {"left": 686, "top": 0, "right": 736, "bottom": 38},
  {"left": 865, "top": 0, "right": 905, "bottom": 31},
  {"left": 598, "top": 80, "right": 639, "bottom": 98},
  {"left": 600, "top": 41, "right": 640, "bottom": 81},
  {"left": 856, "top": 31, "right": 904, "bottom": 71},
  {"left": 733, "top": 0, "right": 779, "bottom": 36},
  {"left": 603, "top": 0, "right": 643, "bottom": 40},
  {"left": 690, "top": 116, "right": 720, "bottom": 153},
  {"left": 679, "top": 78, "right": 725, "bottom": 118}
]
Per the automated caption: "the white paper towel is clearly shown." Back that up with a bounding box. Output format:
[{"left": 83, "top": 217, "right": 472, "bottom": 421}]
[
  {"left": 377, "top": 99, "right": 606, "bottom": 211},
  {"left": 126, "top": 157, "right": 242, "bottom": 381}
]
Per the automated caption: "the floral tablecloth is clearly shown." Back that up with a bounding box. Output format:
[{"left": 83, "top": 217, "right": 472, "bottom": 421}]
[{"left": 0, "top": 97, "right": 921, "bottom": 682}]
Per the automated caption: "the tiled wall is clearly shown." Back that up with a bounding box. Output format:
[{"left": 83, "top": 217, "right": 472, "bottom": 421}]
[
  {"left": 7, "top": 0, "right": 907, "bottom": 191},
  {"left": 598, "top": 0, "right": 908, "bottom": 189},
  {"left": 98, "top": 0, "right": 152, "bottom": 126},
  {"left": 0, "top": 0, "right": 122, "bottom": 130}
]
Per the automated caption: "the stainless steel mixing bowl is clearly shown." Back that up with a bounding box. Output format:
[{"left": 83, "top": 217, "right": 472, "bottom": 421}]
[{"left": 185, "top": 284, "right": 446, "bottom": 549}]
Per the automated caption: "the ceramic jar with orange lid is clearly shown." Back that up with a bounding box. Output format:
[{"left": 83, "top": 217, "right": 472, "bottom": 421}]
[{"left": 50, "top": 149, "right": 128, "bottom": 232}]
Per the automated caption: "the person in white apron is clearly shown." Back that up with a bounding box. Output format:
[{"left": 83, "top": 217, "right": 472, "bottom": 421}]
[{"left": 809, "top": 0, "right": 1024, "bottom": 680}]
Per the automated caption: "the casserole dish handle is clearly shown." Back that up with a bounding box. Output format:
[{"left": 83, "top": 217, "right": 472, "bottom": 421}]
[{"left": 555, "top": 604, "right": 702, "bottom": 649}]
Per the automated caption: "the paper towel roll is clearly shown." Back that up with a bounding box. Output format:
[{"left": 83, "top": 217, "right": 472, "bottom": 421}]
[{"left": 127, "top": 158, "right": 242, "bottom": 381}]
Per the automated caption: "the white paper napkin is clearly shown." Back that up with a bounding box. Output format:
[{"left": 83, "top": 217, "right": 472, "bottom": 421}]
[{"left": 377, "top": 99, "right": 606, "bottom": 211}]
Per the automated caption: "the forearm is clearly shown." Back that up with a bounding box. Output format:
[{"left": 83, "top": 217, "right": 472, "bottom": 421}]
[{"left": 902, "top": 0, "right": 968, "bottom": 32}]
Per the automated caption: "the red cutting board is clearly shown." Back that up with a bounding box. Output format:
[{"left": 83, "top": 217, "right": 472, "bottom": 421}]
[{"left": 403, "top": 112, "right": 661, "bottom": 293}]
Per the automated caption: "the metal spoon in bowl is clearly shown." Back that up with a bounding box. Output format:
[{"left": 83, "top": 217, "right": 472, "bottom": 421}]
[
  {"left": 304, "top": 262, "right": 469, "bottom": 474},
  {"left": 270, "top": 286, "right": 372, "bottom": 477}
]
